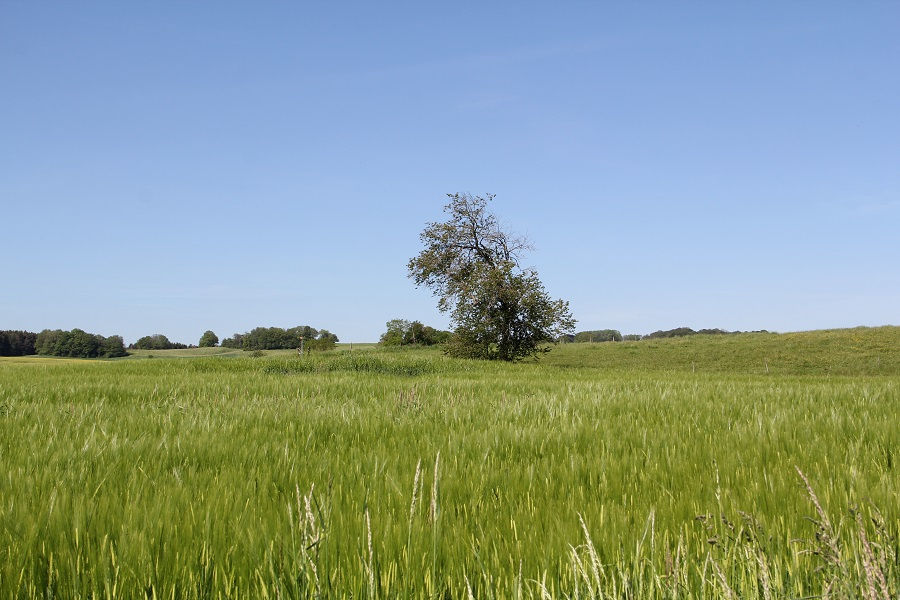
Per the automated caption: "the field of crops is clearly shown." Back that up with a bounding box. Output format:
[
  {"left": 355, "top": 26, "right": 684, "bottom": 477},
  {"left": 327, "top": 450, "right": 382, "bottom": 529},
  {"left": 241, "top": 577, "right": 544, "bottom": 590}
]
[{"left": 0, "top": 327, "right": 897, "bottom": 598}]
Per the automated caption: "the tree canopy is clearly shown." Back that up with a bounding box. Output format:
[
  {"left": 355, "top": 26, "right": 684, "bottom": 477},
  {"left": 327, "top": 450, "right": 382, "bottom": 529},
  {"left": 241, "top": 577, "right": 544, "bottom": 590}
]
[
  {"left": 220, "top": 326, "right": 337, "bottom": 351},
  {"left": 574, "top": 329, "right": 623, "bottom": 343},
  {"left": 130, "top": 334, "right": 188, "bottom": 350},
  {"left": 198, "top": 330, "right": 219, "bottom": 347},
  {"left": 379, "top": 319, "right": 451, "bottom": 347},
  {"left": 0, "top": 330, "right": 37, "bottom": 356},
  {"left": 408, "top": 193, "right": 574, "bottom": 361},
  {"left": 36, "top": 329, "right": 127, "bottom": 358}
]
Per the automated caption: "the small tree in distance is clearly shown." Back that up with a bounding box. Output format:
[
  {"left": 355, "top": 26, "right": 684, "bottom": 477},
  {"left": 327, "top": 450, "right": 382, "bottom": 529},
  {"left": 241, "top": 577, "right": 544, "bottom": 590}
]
[
  {"left": 199, "top": 330, "right": 219, "bottom": 347},
  {"left": 408, "top": 193, "right": 575, "bottom": 361},
  {"left": 380, "top": 319, "right": 410, "bottom": 346}
]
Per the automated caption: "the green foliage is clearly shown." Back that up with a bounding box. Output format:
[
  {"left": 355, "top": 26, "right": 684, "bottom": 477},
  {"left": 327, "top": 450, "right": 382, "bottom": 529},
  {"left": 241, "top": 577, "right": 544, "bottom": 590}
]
[
  {"left": 243, "top": 326, "right": 302, "bottom": 350},
  {"left": 34, "top": 328, "right": 126, "bottom": 358},
  {"left": 0, "top": 330, "right": 37, "bottom": 356},
  {"left": 641, "top": 327, "right": 742, "bottom": 340},
  {"left": 225, "top": 326, "right": 329, "bottom": 351},
  {"left": 0, "top": 330, "right": 897, "bottom": 597},
  {"left": 379, "top": 319, "right": 451, "bottom": 347},
  {"left": 644, "top": 326, "right": 698, "bottom": 339},
  {"left": 198, "top": 330, "right": 219, "bottom": 347},
  {"left": 408, "top": 193, "right": 575, "bottom": 360},
  {"left": 573, "top": 329, "right": 622, "bottom": 343},
  {"left": 130, "top": 334, "right": 188, "bottom": 350},
  {"left": 317, "top": 329, "right": 339, "bottom": 343},
  {"left": 304, "top": 330, "right": 338, "bottom": 352},
  {"left": 220, "top": 333, "right": 244, "bottom": 348},
  {"left": 99, "top": 335, "right": 128, "bottom": 358},
  {"left": 380, "top": 319, "right": 407, "bottom": 346}
]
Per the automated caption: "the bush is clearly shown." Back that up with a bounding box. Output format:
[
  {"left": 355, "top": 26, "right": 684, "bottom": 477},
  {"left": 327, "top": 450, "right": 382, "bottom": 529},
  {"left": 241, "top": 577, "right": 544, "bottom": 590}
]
[{"left": 305, "top": 336, "right": 337, "bottom": 352}]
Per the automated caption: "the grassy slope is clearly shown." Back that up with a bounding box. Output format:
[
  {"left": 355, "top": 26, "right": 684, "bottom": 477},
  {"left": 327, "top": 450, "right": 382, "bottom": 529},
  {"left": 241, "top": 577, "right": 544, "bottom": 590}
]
[
  {"left": 118, "top": 343, "right": 379, "bottom": 360},
  {"left": 545, "top": 325, "right": 900, "bottom": 376},
  {"left": 124, "top": 346, "right": 247, "bottom": 358},
  {"left": 0, "top": 327, "right": 897, "bottom": 597}
]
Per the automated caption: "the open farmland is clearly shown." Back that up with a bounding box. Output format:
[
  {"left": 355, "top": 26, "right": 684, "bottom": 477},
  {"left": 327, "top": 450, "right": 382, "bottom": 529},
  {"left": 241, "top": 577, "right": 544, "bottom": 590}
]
[{"left": 0, "top": 328, "right": 897, "bottom": 598}]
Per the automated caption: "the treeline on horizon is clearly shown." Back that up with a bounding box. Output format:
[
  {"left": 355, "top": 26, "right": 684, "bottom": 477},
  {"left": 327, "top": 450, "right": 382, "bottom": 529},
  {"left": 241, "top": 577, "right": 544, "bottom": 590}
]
[
  {"left": 378, "top": 319, "right": 452, "bottom": 347},
  {"left": 129, "top": 334, "right": 193, "bottom": 350},
  {"left": 0, "top": 325, "right": 341, "bottom": 358},
  {"left": 559, "top": 327, "right": 770, "bottom": 343},
  {"left": 0, "top": 329, "right": 127, "bottom": 358},
  {"left": 1, "top": 325, "right": 777, "bottom": 358},
  {"left": 221, "top": 326, "right": 339, "bottom": 352}
]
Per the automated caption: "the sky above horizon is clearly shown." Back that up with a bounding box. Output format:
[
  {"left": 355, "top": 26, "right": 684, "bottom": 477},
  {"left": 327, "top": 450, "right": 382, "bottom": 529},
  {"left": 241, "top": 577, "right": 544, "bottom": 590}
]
[{"left": 2, "top": 2, "right": 898, "bottom": 344}]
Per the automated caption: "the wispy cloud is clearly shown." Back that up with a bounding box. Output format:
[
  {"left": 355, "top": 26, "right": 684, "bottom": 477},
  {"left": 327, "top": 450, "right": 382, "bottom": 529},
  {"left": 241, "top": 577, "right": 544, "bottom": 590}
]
[{"left": 359, "top": 38, "right": 606, "bottom": 82}]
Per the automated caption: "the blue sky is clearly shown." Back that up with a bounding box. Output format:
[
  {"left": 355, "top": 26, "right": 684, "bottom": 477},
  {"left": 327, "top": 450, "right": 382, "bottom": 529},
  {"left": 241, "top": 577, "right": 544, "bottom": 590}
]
[{"left": 2, "top": 2, "right": 898, "bottom": 344}]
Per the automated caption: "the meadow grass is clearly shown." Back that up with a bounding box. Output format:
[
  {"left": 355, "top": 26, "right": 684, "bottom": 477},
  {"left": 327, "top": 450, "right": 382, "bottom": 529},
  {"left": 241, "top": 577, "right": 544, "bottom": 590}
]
[{"left": 0, "top": 328, "right": 897, "bottom": 598}]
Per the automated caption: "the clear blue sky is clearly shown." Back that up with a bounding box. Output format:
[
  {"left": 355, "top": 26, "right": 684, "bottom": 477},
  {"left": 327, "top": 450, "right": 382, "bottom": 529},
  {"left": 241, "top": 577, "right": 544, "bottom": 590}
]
[{"left": 2, "top": 2, "right": 898, "bottom": 344}]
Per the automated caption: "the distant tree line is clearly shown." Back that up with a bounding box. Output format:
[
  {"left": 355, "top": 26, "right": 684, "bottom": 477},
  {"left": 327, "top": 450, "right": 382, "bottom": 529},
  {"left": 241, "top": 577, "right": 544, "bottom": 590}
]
[
  {"left": 560, "top": 327, "right": 766, "bottom": 344},
  {"left": 2, "top": 325, "right": 345, "bottom": 358},
  {"left": 578, "top": 329, "right": 623, "bottom": 343},
  {"left": 379, "top": 319, "right": 452, "bottom": 347},
  {"left": 558, "top": 330, "right": 622, "bottom": 343},
  {"left": 35, "top": 329, "right": 127, "bottom": 358},
  {"left": 128, "top": 334, "right": 191, "bottom": 350},
  {"left": 221, "top": 326, "right": 338, "bottom": 352},
  {"left": 642, "top": 327, "right": 749, "bottom": 339},
  {"left": 0, "top": 330, "right": 38, "bottom": 356}
]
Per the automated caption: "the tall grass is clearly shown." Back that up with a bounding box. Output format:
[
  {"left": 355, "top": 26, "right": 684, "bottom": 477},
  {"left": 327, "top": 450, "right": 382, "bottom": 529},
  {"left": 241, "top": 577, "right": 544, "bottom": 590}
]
[{"left": 0, "top": 328, "right": 897, "bottom": 597}]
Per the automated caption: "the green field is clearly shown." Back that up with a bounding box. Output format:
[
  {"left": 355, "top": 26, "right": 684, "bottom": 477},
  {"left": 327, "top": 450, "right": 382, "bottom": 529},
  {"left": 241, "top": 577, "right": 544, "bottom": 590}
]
[{"left": 1, "top": 327, "right": 897, "bottom": 598}]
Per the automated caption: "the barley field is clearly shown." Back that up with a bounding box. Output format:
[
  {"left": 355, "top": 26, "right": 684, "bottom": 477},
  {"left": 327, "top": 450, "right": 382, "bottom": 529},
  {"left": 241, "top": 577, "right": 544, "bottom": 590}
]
[{"left": 0, "top": 327, "right": 897, "bottom": 598}]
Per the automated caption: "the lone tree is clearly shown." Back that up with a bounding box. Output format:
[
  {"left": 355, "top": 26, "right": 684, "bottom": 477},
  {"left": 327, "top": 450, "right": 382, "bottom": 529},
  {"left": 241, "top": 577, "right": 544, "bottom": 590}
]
[
  {"left": 408, "top": 193, "right": 575, "bottom": 361},
  {"left": 198, "top": 330, "right": 219, "bottom": 347}
]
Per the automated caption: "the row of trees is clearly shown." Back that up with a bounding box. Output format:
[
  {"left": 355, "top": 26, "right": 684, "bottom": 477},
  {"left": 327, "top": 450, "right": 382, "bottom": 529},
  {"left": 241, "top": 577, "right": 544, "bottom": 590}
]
[
  {"left": 379, "top": 319, "right": 452, "bottom": 347},
  {"left": 558, "top": 329, "right": 624, "bottom": 343},
  {"left": 0, "top": 330, "right": 38, "bottom": 356},
  {"left": 35, "top": 329, "right": 127, "bottom": 358},
  {"left": 642, "top": 327, "right": 748, "bottom": 339},
  {"left": 558, "top": 327, "right": 760, "bottom": 344},
  {"left": 220, "top": 326, "right": 338, "bottom": 351},
  {"left": 2, "top": 326, "right": 341, "bottom": 357}
]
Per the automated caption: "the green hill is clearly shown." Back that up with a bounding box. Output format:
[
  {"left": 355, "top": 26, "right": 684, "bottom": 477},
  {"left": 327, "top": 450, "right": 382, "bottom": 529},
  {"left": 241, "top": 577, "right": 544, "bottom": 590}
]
[{"left": 544, "top": 325, "right": 900, "bottom": 376}]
